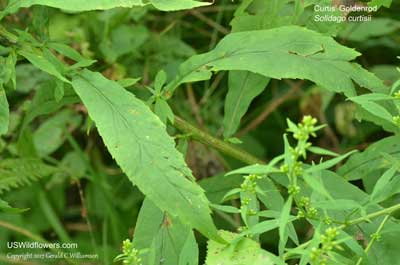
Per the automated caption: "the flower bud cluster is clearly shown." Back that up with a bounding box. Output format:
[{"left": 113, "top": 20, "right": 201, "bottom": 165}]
[
  {"left": 240, "top": 174, "right": 261, "bottom": 194},
  {"left": 294, "top": 116, "right": 318, "bottom": 140},
  {"left": 371, "top": 232, "right": 382, "bottom": 241},
  {"left": 240, "top": 174, "right": 261, "bottom": 217},
  {"left": 297, "top": 196, "right": 318, "bottom": 219},
  {"left": 393, "top": 116, "right": 400, "bottom": 127},
  {"left": 116, "top": 239, "right": 142, "bottom": 265},
  {"left": 288, "top": 115, "right": 319, "bottom": 159},
  {"left": 288, "top": 184, "right": 301, "bottom": 195},
  {"left": 310, "top": 227, "right": 339, "bottom": 265}
]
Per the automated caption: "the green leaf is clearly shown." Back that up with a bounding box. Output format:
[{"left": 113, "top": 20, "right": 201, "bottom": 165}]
[
  {"left": 241, "top": 219, "right": 280, "bottom": 236},
  {"left": 2, "top": 0, "right": 144, "bottom": 15},
  {"left": 132, "top": 198, "right": 165, "bottom": 263},
  {"left": 47, "top": 42, "right": 97, "bottom": 69},
  {"left": 0, "top": 86, "right": 9, "bottom": 136},
  {"left": 167, "top": 26, "right": 386, "bottom": 97},
  {"left": 37, "top": 189, "right": 71, "bottom": 242},
  {"left": 6, "top": 52, "right": 17, "bottom": 90},
  {"left": 226, "top": 164, "right": 280, "bottom": 176},
  {"left": 179, "top": 232, "right": 199, "bottom": 265},
  {"left": 338, "top": 136, "right": 400, "bottom": 180},
  {"left": 339, "top": 18, "right": 399, "bottom": 42},
  {"left": 223, "top": 71, "right": 269, "bottom": 138},
  {"left": 302, "top": 170, "right": 400, "bottom": 265},
  {"left": 350, "top": 94, "right": 394, "bottom": 123},
  {"left": 33, "top": 109, "right": 81, "bottom": 157},
  {"left": 307, "top": 146, "right": 339, "bottom": 157},
  {"left": 0, "top": 199, "right": 29, "bottom": 213},
  {"left": 368, "top": 0, "right": 392, "bottom": 8},
  {"left": 18, "top": 50, "right": 70, "bottom": 84},
  {"left": 305, "top": 150, "right": 357, "bottom": 174},
  {"left": 154, "top": 70, "right": 167, "bottom": 94},
  {"left": 199, "top": 173, "right": 243, "bottom": 203},
  {"left": 100, "top": 24, "right": 149, "bottom": 63},
  {"left": 312, "top": 199, "right": 361, "bottom": 211},
  {"left": 47, "top": 42, "right": 87, "bottom": 62},
  {"left": 0, "top": 56, "right": 13, "bottom": 85},
  {"left": 240, "top": 186, "right": 259, "bottom": 238},
  {"left": 1, "top": 0, "right": 211, "bottom": 18},
  {"left": 71, "top": 69, "right": 219, "bottom": 241},
  {"left": 303, "top": 172, "right": 332, "bottom": 199},
  {"left": 154, "top": 98, "right": 174, "bottom": 124},
  {"left": 279, "top": 195, "right": 293, "bottom": 256},
  {"left": 117, "top": 78, "right": 141, "bottom": 88},
  {"left": 221, "top": 188, "right": 241, "bottom": 202},
  {"left": 226, "top": 155, "right": 283, "bottom": 176},
  {"left": 54, "top": 79, "right": 64, "bottom": 102},
  {"left": 148, "top": 217, "right": 191, "bottom": 265},
  {"left": 225, "top": 137, "right": 242, "bottom": 144},
  {"left": 134, "top": 198, "right": 197, "bottom": 265},
  {"left": 256, "top": 177, "right": 285, "bottom": 211},
  {"left": 0, "top": 159, "right": 57, "bottom": 193},
  {"left": 21, "top": 80, "right": 80, "bottom": 132},
  {"left": 211, "top": 203, "right": 241, "bottom": 214},
  {"left": 151, "top": 0, "right": 211, "bottom": 11},
  {"left": 370, "top": 166, "right": 398, "bottom": 203},
  {"left": 205, "top": 230, "right": 275, "bottom": 265}
]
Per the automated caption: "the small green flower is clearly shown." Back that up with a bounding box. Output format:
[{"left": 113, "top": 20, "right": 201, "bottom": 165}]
[
  {"left": 280, "top": 164, "right": 289, "bottom": 173},
  {"left": 114, "top": 239, "right": 142, "bottom": 265},
  {"left": 307, "top": 207, "right": 318, "bottom": 218},
  {"left": 247, "top": 209, "right": 257, "bottom": 216},
  {"left": 241, "top": 197, "right": 251, "bottom": 206},
  {"left": 323, "top": 216, "right": 332, "bottom": 225},
  {"left": 288, "top": 184, "right": 300, "bottom": 195},
  {"left": 393, "top": 116, "right": 400, "bottom": 127},
  {"left": 297, "top": 209, "right": 305, "bottom": 218},
  {"left": 371, "top": 232, "right": 382, "bottom": 241},
  {"left": 299, "top": 196, "right": 310, "bottom": 208}
]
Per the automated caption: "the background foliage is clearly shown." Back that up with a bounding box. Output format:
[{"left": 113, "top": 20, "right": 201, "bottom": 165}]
[{"left": 0, "top": 0, "right": 400, "bottom": 264}]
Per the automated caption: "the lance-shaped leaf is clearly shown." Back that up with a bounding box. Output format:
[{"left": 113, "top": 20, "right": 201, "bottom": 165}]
[
  {"left": 0, "top": 86, "right": 9, "bottom": 136},
  {"left": 134, "top": 199, "right": 199, "bottom": 265},
  {"left": 71, "top": 69, "right": 219, "bottom": 241},
  {"left": 368, "top": 0, "right": 392, "bottom": 8},
  {"left": 1, "top": 0, "right": 211, "bottom": 18},
  {"left": 151, "top": 0, "right": 211, "bottom": 11},
  {"left": 224, "top": 71, "right": 270, "bottom": 138},
  {"left": 338, "top": 136, "right": 400, "bottom": 180},
  {"left": 166, "top": 26, "right": 386, "bottom": 97},
  {"left": 0, "top": 159, "right": 57, "bottom": 193},
  {"left": 205, "top": 230, "right": 276, "bottom": 265}
]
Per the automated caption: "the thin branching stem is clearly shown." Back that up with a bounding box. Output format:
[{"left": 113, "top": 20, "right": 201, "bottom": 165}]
[
  {"left": 173, "top": 115, "right": 265, "bottom": 165},
  {"left": 283, "top": 203, "right": 400, "bottom": 260}
]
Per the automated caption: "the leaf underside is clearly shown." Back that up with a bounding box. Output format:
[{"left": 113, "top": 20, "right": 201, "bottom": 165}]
[
  {"left": 0, "top": 0, "right": 211, "bottom": 17},
  {"left": 71, "top": 69, "right": 219, "bottom": 240}
]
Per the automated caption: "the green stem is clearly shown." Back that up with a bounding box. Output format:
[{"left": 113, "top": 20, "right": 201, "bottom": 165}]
[
  {"left": 284, "top": 203, "right": 400, "bottom": 260},
  {"left": 173, "top": 115, "right": 265, "bottom": 165},
  {"left": 355, "top": 214, "right": 390, "bottom": 265},
  {"left": 346, "top": 204, "right": 400, "bottom": 227},
  {"left": 0, "top": 25, "right": 18, "bottom": 43}
]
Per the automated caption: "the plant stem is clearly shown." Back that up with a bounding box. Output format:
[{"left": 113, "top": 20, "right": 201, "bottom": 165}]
[
  {"left": 283, "top": 203, "right": 400, "bottom": 260},
  {"left": 355, "top": 214, "right": 390, "bottom": 265},
  {"left": 345, "top": 203, "right": 400, "bottom": 227},
  {"left": 0, "top": 25, "right": 18, "bottom": 43},
  {"left": 173, "top": 115, "right": 265, "bottom": 165}
]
